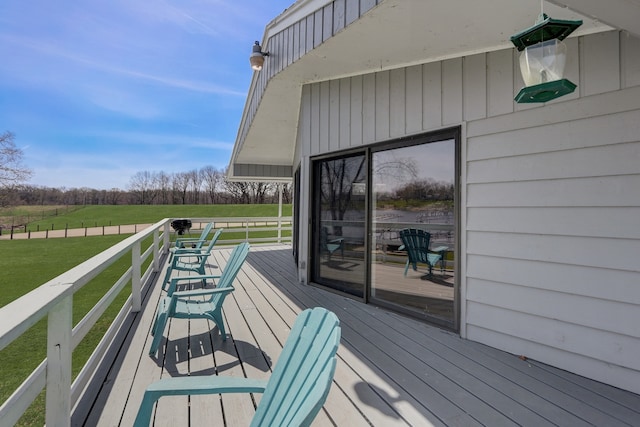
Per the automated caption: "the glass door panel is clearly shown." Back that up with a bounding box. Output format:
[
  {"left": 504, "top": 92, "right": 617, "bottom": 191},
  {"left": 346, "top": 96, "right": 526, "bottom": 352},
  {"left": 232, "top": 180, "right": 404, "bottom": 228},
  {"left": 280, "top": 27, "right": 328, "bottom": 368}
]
[
  {"left": 370, "top": 139, "right": 456, "bottom": 326},
  {"left": 311, "top": 154, "right": 366, "bottom": 298}
]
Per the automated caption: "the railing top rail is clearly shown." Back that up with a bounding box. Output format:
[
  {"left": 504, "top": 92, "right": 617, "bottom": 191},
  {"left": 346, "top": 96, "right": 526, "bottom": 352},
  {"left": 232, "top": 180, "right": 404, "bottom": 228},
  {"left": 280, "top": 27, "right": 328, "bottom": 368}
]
[
  {"left": 0, "top": 218, "right": 170, "bottom": 352},
  {"left": 185, "top": 216, "right": 292, "bottom": 222}
]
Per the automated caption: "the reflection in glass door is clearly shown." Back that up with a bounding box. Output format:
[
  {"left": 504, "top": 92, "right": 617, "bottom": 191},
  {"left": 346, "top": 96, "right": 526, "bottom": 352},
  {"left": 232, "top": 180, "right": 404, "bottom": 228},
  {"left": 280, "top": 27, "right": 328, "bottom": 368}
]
[
  {"left": 311, "top": 153, "right": 367, "bottom": 298},
  {"left": 370, "top": 139, "right": 456, "bottom": 328}
]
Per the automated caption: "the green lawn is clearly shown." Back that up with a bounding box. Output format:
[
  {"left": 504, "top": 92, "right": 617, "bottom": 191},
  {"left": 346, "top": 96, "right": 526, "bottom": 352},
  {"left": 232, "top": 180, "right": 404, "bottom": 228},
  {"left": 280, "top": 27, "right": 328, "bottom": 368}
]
[
  {"left": 0, "top": 204, "right": 293, "bottom": 425},
  {"left": 21, "top": 204, "right": 292, "bottom": 232},
  {"left": 0, "top": 234, "right": 146, "bottom": 426}
]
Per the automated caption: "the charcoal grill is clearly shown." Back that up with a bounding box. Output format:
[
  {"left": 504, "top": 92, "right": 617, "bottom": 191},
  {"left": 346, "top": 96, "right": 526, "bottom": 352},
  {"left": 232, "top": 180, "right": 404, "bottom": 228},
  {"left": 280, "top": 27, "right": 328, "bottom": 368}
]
[{"left": 170, "top": 219, "right": 192, "bottom": 235}]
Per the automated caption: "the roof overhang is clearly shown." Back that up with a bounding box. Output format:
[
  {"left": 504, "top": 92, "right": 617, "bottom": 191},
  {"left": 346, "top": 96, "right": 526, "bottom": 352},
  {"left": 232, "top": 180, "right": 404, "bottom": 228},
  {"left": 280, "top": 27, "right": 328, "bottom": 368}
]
[{"left": 228, "top": 0, "right": 636, "bottom": 181}]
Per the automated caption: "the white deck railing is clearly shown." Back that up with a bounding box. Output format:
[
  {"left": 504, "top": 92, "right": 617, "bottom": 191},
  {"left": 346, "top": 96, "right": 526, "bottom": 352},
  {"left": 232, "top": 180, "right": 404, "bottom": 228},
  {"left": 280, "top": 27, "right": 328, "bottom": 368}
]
[{"left": 0, "top": 217, "right": 292, "bottom": 426}]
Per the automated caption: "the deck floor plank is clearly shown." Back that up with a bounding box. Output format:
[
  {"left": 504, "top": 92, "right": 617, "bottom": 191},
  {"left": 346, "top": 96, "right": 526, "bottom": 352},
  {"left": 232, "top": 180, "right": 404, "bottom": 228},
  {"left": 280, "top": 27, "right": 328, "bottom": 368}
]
[
  {"left": 247, "top": 247, "right": 458, "bottom": 427},
  {"left": 464, "top": 337, "right": 639, "bottom": 426},
  {"left": 216, "top": 246, "right": 367, "bottom": 426},
  {"left": 198, "top": 249, "right": 256, "bottom": 426},
  {"left": 530, "top": 360, "right": 640, "bottom": 423},
  {"left": 230, "top": 249, "right": 344, "bottom": 427},
  {"left": 91, "top": 255, "right": 171, "bottom": 426},
  {"left": 80, "top": 244, "right": 640, "bottom": 427},
  {"left": 189, "top": 317, "right": 225, "bottom": 426}
]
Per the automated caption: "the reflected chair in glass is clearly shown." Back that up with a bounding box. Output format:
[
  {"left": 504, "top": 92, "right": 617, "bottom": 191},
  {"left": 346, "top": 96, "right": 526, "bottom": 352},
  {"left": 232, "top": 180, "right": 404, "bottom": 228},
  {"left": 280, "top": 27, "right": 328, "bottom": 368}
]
[{"left": 399, "top": 228, "right": 443, "bottom": 277}]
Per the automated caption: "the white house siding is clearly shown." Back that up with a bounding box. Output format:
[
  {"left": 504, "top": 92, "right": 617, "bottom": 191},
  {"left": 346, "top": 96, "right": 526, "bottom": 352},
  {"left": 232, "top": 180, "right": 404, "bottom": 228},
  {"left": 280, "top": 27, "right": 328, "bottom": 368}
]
[{"left": 294, "top": 30, "right": 640, "bottom": 393}]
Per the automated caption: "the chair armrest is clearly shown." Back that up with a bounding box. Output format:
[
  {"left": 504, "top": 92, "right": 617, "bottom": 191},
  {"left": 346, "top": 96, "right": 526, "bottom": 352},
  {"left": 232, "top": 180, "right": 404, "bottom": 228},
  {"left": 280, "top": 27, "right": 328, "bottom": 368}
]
[
  {"left": 170, "top": 246, "right": 205, "bottom": 253},
  {"left": 172, "top": 251, "right": 209, "bottom": 258},
  {"left": 147, "top": 375, "right": 267, "bottom": 395},
  {"left": 174, "top": 238, "right": 207, "bottom": 245},
  {"left": 170, "top": 274, "right": 221, "bottom": 283},
  {"left": 166, "top": 275, "right": 222, "bottom": 296},
  {"left": 135, "top": 377, "right": 267, "bottom": 426},
  {"left": 176, "top": 237, "right": 207, "bottom": 242},
  {"left": 172, "top": 287, "right": 234, "bottom": 298}
]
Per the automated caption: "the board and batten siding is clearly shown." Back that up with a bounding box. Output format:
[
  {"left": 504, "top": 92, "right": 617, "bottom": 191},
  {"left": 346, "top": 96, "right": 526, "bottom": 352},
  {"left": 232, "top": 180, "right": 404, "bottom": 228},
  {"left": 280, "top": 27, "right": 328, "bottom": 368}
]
[
  {"left": 238, "top": 0, "right": 380, "bottom": 156},
  {"left": 294, "top": 30, "right": 640, "bottom": 394}
]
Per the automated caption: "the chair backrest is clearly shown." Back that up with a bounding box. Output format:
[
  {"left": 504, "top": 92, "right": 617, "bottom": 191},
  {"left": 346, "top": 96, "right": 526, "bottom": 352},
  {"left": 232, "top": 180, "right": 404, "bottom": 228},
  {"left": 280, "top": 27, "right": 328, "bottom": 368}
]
[
  {"left": 399, "top": 228, "right": 432, "bottom": 264},
  {"left": 251, "top": 307, "right": 341, "bottom": 427},
  {"left": 191, "top": 222, "right": 214, "bottom": 248},
  {"left": 201, "top": 228, "right": 223, "bottom": 254},
  {"left": 320, "top": 226, "right": 329, "bottom": 248},
  {"left": 209, "top": 242, "right": 250, "bottom": 306}
]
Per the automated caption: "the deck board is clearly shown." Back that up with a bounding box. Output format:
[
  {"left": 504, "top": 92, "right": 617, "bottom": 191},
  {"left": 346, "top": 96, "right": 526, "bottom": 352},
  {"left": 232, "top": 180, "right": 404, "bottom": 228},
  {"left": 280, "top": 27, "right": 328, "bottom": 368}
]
[{"left": 80, "top": 244, "right": 640, "bottom": 426}]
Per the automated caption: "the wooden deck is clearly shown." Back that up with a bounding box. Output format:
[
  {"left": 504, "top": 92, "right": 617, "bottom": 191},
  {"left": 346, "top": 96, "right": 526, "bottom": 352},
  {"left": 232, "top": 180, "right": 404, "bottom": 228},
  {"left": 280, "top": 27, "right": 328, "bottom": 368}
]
[{"left": 76, "top": 245, "right": 640, "bottom": 426}]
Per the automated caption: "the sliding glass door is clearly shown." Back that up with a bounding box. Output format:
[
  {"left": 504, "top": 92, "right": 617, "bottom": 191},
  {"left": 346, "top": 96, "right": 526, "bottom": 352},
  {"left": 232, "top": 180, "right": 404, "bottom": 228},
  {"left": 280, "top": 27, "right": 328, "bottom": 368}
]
[
  {"left": 309, "top": 128, "right": 458, "bottom": 329},
  {"left": 370, "top": 137, "right": 456, "bottom": 328},
  {"left": 311, "top": 153, "right": 367, "bottom": 298}
]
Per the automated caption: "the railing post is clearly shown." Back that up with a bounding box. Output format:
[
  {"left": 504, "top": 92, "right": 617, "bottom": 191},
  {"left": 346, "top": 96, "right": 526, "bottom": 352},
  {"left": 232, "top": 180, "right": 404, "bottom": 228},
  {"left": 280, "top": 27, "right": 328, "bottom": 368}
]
[
  {"left": 278, "top": 184, "right": 283, "bottom": 243},
  {"left": 46, "top": 294, "right": 72, "bottom": 427},
  {"left": 163, "top": 221, "right": 171, "bottom": 253},
  {"left": 153, "top": 228, "right": 160, "bottom": 272},
  {"left": 132, "top": 241, "right": 141, "bottom": 312}
]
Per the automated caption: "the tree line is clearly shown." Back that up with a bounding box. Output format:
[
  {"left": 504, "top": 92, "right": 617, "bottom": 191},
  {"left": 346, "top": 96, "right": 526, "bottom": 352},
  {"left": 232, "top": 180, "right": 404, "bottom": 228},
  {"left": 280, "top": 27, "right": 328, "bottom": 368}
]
[
  {"left": 5, "top": 168, "right": 290, "bottom": 206},
  {"left": 0, "top": 130, "right": 291, "bottom": 207}
]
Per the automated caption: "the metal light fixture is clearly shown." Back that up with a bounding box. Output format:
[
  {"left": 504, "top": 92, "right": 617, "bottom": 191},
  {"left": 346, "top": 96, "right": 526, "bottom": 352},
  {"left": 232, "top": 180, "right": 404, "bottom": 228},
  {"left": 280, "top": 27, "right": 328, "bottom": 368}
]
[
  {"left": 511, "top": 13, "right": 582, "bottom": 103},
  {"left": 249, "top": 41, "right": 269, "bottom": 71}
]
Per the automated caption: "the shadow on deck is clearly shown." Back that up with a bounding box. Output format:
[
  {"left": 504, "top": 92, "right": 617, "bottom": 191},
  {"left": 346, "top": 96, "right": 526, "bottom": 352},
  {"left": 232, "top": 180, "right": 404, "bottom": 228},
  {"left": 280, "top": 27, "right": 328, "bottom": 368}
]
[{"left": 75, "top": 245, "right": 640, "bottom": 426}]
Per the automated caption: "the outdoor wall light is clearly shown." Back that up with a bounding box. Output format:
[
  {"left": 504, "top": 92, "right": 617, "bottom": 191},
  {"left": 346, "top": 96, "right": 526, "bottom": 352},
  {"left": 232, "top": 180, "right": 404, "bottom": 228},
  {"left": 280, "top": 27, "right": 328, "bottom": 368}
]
[
  {"left": 249, "top": 41, "right": 269, "bottom": 71},
  {"left": 511, "top": 13, "right": 582, "bottom": 103}
]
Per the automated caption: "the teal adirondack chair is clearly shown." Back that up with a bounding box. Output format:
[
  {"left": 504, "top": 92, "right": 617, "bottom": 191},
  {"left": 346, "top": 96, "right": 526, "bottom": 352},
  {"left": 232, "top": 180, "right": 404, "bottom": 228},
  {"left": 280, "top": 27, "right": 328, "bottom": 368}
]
[
  {"left": 137, "top": 307, "right": 341, "bottom": 427},
  {"left": 320, "top": 226, "right": 344, "bottom": 260},
  {"left": 399, "top": 228, "right": 442, "bottom": 277},
  {"left": 161, "top": 228, "right": 223, "bottom": 288},
  {"left": 149, "top": 242, "right": 250, "bottom": 356},
  {"left": 171, "top": 222, "right": 214, "bottom": 251}
]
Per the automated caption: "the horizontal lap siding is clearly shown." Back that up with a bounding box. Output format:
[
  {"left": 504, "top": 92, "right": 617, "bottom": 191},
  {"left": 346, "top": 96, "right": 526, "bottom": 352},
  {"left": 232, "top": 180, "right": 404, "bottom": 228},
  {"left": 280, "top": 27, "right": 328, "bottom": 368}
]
[
  {"left": 466, "top": 32, "right": 640, "bottom": 393},
  {"left": 295, "top": 29, "right": 640, "bottom": 393}
]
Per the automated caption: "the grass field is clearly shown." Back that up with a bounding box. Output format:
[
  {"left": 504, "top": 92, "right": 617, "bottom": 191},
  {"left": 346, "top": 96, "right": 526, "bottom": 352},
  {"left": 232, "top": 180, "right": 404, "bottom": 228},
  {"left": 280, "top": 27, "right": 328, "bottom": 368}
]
[
  {"left": 0, "top": 204, "right": 293, "bottom": 425},
  {"left": 16, "top": 204, "right": 292, "bottom": 232},
  {"left": 0, "top": 234, "right": 137, "bottom": 425}
]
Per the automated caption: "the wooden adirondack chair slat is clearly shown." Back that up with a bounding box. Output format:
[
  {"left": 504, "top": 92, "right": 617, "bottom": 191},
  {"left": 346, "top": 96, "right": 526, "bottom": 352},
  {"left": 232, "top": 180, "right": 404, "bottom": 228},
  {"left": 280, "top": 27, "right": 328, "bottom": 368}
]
[
  {"left": 135, "top": 307, "right": 341, "bottom": 427},
  {"left": 161, "top": 228, "right": 224, "bottom": 288},
  {"left": 149, "top": 242, "right": 249, "bottom": 356},
  {"left": 172, "top": 222, "right": 214, "bottom": 250},
  {"left": 399, "top": 228, "right": 443, "bottom": 277}
]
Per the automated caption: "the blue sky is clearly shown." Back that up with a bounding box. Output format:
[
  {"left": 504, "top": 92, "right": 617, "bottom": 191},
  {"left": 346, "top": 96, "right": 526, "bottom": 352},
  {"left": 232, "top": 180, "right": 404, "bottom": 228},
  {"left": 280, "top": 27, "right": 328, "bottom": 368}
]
[{"left": 0, "top": 0, "right": 293, "bottom": 190}]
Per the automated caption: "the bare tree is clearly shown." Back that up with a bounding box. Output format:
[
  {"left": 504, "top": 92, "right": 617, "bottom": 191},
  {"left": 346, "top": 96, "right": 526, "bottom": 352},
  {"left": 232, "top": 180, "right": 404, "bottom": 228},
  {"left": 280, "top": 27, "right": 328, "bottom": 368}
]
[
  {"left": 0, "top": 131, "right": 32, "bottom": 206},
  {"left": 223, "top": 179, "right": 250, "bottom": 203},
  {"left": 281, "top": 183, "right": 292, "bottom": 204},
  {"left": 320, "top": 156, "right": 366, "bottom": 236},
  {"left": 251, "top": 182, "right": 273, "bottom": 204},
  {"left": 173, "top": 172, "right": 190, "bottom": 204},
  {"left": 128, "top": 171, "right": 155, "bottom": 204},
  {"left": 0, "top": 131, "right": 32, "bottom": 185},
  {"left": 106, "top": 188, "right": 123, "bottom": 205},
  {"left": 201, "top": 166, "right": 222, "bottom": 204},
  {"left": 187, "top": 169, "right": 203, "bottom": 204},
  {"left": 156, "top": 171, "right": 171, "bottom": 204}
]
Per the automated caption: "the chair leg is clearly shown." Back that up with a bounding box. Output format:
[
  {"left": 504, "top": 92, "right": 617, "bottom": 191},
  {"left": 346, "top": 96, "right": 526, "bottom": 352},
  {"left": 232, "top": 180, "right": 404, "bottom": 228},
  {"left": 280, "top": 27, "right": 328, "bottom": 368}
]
[
  {"left": 133, "top": 390, "right": 159, "bottom": 427},
  {"left": 210, "top": 311, "right": 227, "bottom": 341},
  {"left": 403, "top": 260, "right": 410, "bottom": 277},
  {"left": 149, "top": 304, "right": 169, "bottom": 356},
  {"left": 161, "top": 266, "right": 173, "bottom": 290}
]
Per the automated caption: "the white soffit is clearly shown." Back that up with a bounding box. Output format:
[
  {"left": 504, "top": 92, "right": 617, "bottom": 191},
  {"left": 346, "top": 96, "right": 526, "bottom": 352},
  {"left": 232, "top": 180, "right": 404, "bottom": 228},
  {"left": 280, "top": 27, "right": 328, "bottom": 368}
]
[
  {"left": 234, "top": 0, "right": 612, "bottom": 166},
  {"left": 548, "top": 0, "right": 640, "bottom": 39}
]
